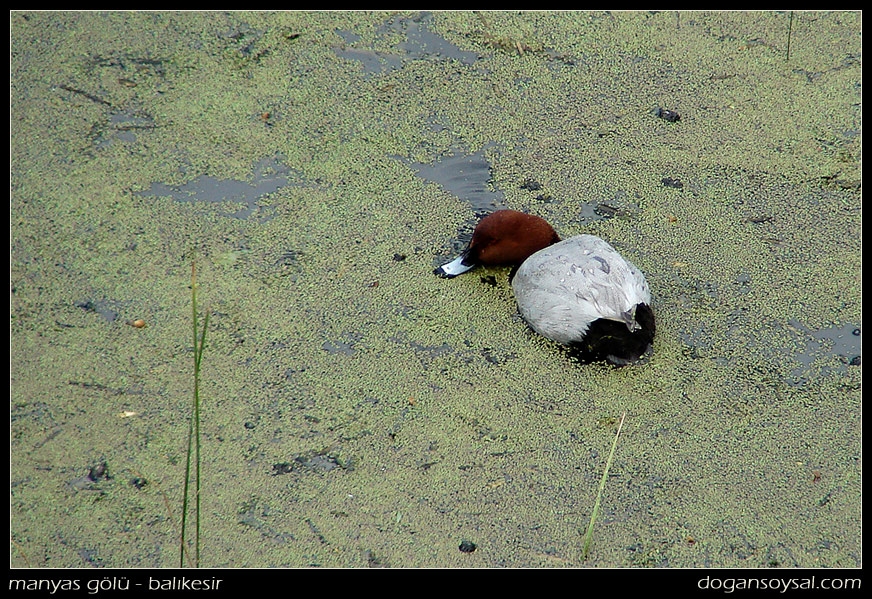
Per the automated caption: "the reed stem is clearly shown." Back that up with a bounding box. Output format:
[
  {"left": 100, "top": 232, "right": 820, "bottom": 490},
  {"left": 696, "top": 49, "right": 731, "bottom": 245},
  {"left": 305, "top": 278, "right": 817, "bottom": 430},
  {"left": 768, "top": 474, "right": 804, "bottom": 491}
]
[
  {"left": 181, "top": 262, "right": 209, "bottom": 568},
  {"left": 581, "top": 412, "right": 626, "bottom": 561}
]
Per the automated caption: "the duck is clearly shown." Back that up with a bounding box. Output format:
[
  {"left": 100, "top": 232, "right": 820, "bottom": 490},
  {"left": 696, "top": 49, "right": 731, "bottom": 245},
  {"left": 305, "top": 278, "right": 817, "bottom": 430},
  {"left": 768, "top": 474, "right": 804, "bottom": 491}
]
[{"left": 434, "top": 210, "right": 655, "bottom": 365}]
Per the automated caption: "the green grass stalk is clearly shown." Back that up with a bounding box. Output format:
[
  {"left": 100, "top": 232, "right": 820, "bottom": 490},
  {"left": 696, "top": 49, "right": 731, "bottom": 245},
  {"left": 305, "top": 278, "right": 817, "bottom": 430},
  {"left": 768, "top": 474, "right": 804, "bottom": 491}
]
[
  {"left": 180, "top": 262, "right": 209, "bottom": 568},
  {"left": 581, "top": 411, "right": 626, "bottom": 562}
]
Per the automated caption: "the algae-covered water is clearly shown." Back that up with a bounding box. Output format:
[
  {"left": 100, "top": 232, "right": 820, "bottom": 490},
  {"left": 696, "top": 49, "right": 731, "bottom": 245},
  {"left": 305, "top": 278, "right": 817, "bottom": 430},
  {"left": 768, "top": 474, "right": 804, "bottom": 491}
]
[{"left": 10, "top": 11, "right": 860, "bottom": 568}]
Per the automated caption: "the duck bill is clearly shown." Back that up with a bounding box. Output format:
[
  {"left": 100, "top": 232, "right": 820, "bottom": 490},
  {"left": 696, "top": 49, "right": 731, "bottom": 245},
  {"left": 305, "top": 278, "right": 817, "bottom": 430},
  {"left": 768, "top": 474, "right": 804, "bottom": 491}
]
[{"left": 434, "top": 252, "right": 475, "bottom": 278}]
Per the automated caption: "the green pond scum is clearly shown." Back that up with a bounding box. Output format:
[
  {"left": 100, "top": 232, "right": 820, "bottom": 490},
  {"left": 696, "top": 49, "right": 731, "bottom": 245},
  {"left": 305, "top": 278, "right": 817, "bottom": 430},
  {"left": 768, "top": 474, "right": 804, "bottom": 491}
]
[{"left": 10, "top": 11, "right": 859, "bottom": 567}]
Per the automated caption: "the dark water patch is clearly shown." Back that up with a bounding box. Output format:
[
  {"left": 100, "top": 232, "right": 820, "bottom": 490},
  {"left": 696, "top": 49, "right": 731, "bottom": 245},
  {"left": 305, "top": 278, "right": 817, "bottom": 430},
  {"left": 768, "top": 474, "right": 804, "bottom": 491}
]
[
  {"left": 322, "top": 332, "right": 362, "bottom": 356},
  {"left": 678, "top": 323, "right": 718, "bottom": 360},
  {"left": 274, "top": 248, "right": 305, "bottom": 281},
  {"left": 388, "top": 332, "right": 454, "bottom": 369},
  {"left": 577, "top": 202, "right": 631, "bottom": 224},
  {"left": 405, "top": 147, "right": 508, "bottom": 265},
  {"left": 378, "top": 12, "right": 478, "bottom": 64},
  {"left": 390, "top": 331, "right": 518, "bottom": 369},
  {"left": 391, "top": 332, "right": 450, "bottom": 356},
  {"left": 526, "top": 183, "right": 641, "bottom": 228},
  {"left": 336, "top": 12, "right": 478, "bottom": 76},
  {"left": 92, "top": 109, "right": 157, "bottom": 149},
  {"left": 237, "top": 500, "right": 295, "bottom": 544},
  {"left": 67, "top": 460, "right": 110, "bottom": 493},
  {"left": 335, "top": 25, "right": 403, "bottom": 75},
  {"left": 481, "top": 347, "right": 518, "bottom": 365},
  {"left": 404, "top": 147, "right": 506, "bottom": 214},
  {"left": 74, "top": 299, "right": 120, "bottom": 323},
  {"left": 789, "top": 321, "right": 860, "bottom": 379},
  {"left": 219, "top": 21, "right": 270, "bottom": 64},
  {"left": 273, "top": 450, "right": 352, "bottom": 476},
  {"left": 136, "top": 156, "right": 294, "bottom": 221},
  {"left": 321, "top": 340, "right": 355, "bottom": 356},
  {"left": 336, "top": 47, "right": 402, "bottom": 75},
  {"left": 680, "top": 312, "right": 861, "bottom": 383},
  {"left": 409, "top": 340, "right": 453, "bottom": 359},
  {"left": 86, "top": 53, "right": 169, "bottom": 79}
]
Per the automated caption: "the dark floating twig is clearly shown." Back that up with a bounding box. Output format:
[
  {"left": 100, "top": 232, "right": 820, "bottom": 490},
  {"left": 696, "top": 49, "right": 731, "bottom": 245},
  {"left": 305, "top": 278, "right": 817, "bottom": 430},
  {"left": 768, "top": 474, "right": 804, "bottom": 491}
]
[{"left": 58, "top": 84, "right": 111, "bottom": 106}]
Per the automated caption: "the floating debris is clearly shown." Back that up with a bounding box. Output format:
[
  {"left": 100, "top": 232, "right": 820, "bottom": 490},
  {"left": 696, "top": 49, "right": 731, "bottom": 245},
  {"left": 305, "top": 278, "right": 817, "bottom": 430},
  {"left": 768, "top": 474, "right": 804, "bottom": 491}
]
[{"left": 654, "top": 107, "right": 681, "bottom": 122}]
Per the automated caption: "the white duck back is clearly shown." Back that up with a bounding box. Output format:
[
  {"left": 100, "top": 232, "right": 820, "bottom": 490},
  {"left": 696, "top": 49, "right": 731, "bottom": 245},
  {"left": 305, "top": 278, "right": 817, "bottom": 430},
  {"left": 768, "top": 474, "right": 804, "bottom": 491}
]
[{"left": 511, "top": 235, "right": 651, "bottom": 345}]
